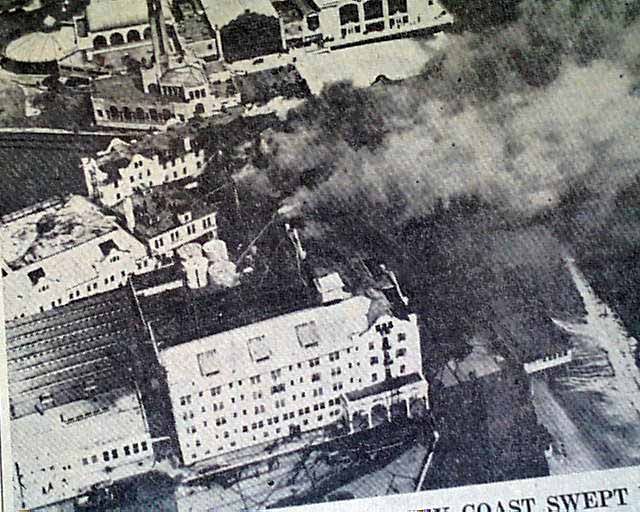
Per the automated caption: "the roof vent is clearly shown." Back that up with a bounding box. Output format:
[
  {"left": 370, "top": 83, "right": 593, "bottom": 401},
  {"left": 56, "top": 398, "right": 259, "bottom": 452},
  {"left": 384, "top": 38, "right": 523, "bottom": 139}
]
[{"left": 313, "top": 272, "right": 351, "bottom": 304}]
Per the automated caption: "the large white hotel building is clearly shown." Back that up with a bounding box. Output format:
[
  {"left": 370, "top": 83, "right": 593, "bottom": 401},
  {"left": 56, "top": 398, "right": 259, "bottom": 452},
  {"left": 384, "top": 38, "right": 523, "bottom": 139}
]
[{"left": 138, "top": 254, "right": 430, "bottom": 466}]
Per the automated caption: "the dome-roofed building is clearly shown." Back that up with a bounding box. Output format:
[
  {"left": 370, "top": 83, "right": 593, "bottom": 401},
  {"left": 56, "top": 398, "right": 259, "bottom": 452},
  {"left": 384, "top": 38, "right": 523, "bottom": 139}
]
[{"left": 2, "top": 27, "right": 76, "bottom": 74}]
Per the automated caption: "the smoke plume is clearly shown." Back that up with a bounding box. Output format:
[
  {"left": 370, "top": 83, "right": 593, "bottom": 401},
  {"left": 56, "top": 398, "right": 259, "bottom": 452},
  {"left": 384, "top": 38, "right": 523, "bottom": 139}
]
[{"left": 236, "top": 0, "right": 640, "bottom": 359}]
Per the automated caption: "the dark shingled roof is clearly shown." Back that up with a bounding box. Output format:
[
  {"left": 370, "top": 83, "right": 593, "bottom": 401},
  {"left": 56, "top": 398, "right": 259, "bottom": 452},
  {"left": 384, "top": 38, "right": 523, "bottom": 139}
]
[{"left": 5, "top": 287, "right": 150, "bottom": 419}]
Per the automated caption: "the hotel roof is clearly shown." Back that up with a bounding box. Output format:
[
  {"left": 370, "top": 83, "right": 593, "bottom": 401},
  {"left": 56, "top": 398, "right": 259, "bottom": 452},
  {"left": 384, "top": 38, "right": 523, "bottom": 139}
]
[
  {"left": 134, "top": 230, "right": 409, "bottom": 350},
  {"left": 159, "top": 293, "right": 403, "bottom": 388}
]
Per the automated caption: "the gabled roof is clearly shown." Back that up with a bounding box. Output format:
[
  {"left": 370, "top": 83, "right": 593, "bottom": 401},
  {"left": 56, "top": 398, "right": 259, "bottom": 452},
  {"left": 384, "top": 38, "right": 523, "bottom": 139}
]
[{"left": 5, "top": 287, "right": 149, "bottom": 419}]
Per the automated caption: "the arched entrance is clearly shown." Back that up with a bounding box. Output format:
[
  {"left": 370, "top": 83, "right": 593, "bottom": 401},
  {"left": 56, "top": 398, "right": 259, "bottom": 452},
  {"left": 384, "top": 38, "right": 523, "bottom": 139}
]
[
  {"left": 389, "top": 401, "right": 407, "bottom": 421},
  {"left": 93, "top": 35, "right": 107, "bottom": 50},
  {"left": 351, "top": 411, "right": 369, "bottom": 432},
  {"left": 109, "top": 32, "right": 125, "bottom": 46},
  {"left": 370, "top": 403, "right": 389, "bottom": 427},
  {"left": 127, "top": 29, "right": 141, "bottom": 43},
  {"left": 195, "top": 103, "right": 205, "bottom": 115}
]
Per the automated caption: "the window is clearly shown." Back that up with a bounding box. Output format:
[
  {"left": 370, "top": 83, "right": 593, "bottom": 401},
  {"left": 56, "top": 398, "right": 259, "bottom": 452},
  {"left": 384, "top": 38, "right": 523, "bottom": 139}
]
[
  {"left": 369, "top": 342, "right": 375, "bottom": 350},
  {"left": 91, "top": 455, "right": 98, "bottom": 464},
  {"left": 271, "top": 383, "right": 285, "bottom": 395},
  {"left": 398, "top": 332, "right": 406, "bottom": 342},
  {"left": 82, "top": 457, "right": 88, "bottom": 466},
  {"left": 141, "top": 441, "right": 148, "bottom": 451},
  {"left": 311, "top": 372, "right": 321, "bottom": 382},
  {"left": 400, "top": 364, "right": 406, "bottom": 374},
  {"left": 111, "top": 449, "right": 118, "bottom": 459},
  {"left": 103, "top": 451, "right": 110, "bottom": 462},
  {"left": 124, "top": 446, "right": 131, "bottom": 456},
  {"left": 210, "top": 386, "right": 221, "bottom": 396},
  {"left": 371, "top": 373, "right": 379, "bottom": 382},
  {"left": 370, "top": 356, "right": 379, "bottom": 365},
  {"left": 396, "top": 348, "right": 407, "bottom": 357},
  {"left": 132, "top": 443, "right": 139, "bottom": 454}
]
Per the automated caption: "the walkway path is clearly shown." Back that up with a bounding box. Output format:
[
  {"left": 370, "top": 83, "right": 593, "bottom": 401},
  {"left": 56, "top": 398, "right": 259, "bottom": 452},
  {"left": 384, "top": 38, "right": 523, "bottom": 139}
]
[{"left": 533, "top": 256, "right": 640, "bottom": 475}]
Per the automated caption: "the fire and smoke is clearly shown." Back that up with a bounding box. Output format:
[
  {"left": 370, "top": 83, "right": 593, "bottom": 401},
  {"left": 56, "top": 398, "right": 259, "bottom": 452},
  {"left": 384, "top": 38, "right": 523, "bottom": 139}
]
[{"left": 236, "top": 0, "right": 640, "bottom": 358}]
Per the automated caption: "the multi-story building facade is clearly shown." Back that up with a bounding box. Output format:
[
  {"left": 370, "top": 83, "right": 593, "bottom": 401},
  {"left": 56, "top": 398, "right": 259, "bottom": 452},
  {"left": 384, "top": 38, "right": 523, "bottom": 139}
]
[
  {"left": 153, "top": 265, "right": 429, "bottom": 466},
  {"left": 279, "top": 0, "right": 452, "bottom": 50},
  {"left": 1, "top": 195, "right": 150, "bottom": 320},
  {"left": 115, "top": 180, "right": 218, "bottom": 256},
  {"left": 82, "top": 136, "right": 206, "bottom": 208}
]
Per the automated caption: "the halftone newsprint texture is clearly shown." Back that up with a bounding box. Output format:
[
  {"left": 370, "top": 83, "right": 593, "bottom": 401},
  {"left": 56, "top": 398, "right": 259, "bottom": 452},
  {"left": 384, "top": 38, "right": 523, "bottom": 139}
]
[{"left": 1, "top": 0, "right": 640, "bottom": 510}]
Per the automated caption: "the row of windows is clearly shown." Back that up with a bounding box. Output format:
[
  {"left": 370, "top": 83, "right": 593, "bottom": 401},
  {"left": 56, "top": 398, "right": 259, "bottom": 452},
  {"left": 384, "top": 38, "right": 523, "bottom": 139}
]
[
  {"left": 152, "top": 215, "right": 215, "bottom": 249},
  {"left": 179, "top": 335, "right": 411, "bottom": 407},
  {"left": 187, "top": 407, "right": 345, "bottom": 460},
  {"left": 83, "top": 441, "right": 149, "bottom": 465},
  {"left": 186, "top": 397, "right": 345, "bottom": 437},
  {"left": 188, "top": 88, "right": 208, "bottom": 100},
  {"left": 41, "top": 270, "right": 128, "bottom": 312}
]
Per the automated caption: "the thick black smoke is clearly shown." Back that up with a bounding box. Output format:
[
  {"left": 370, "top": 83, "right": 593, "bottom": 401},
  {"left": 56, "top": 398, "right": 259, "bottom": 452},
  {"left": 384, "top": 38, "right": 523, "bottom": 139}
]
[{"left": 235, "top": 0, "right": 640, "bottom": 362}]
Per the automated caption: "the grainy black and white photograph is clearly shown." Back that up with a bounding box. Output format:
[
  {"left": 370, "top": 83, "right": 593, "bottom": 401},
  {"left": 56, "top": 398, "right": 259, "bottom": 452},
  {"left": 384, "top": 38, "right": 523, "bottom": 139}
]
[{"left": 1, "top": 0, "right": 640, "bottom": 510}]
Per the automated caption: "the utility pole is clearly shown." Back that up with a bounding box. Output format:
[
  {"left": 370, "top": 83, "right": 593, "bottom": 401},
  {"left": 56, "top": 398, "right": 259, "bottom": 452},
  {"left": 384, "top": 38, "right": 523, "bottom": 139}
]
[{"left": 219, "top": 149, "right": 241, "bottom": 224}]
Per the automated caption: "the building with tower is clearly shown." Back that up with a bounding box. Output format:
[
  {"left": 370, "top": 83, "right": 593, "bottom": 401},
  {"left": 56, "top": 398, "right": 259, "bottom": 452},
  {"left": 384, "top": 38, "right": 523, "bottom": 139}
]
[{"left": 90, "top": 0, "right": 240, "bottom": 129}]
